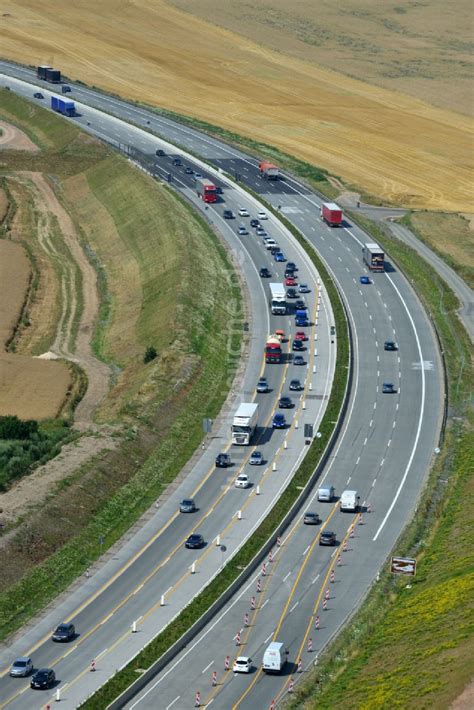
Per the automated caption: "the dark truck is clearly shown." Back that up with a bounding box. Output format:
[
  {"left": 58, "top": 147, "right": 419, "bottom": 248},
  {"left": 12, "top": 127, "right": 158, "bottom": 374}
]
[
  {"left": 51, "top": 96, "right": 75, "bottom": 117},
  {"left": 362, "top": 243, "right": 384, "bottom": 272}
]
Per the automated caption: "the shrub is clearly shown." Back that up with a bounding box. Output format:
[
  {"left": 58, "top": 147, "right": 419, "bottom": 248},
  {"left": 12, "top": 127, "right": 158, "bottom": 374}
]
[{"left": 143, "top": 346, "right": 158, "bottom": 363}]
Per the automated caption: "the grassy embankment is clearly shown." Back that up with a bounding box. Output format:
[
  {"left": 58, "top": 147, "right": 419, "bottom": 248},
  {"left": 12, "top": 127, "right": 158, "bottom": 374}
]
[
  {"left": 0, "top": 91, "right": 241, "bottom": 636},
  {"left": 287, "top": 215, "right": 473, "bottom": 709}
]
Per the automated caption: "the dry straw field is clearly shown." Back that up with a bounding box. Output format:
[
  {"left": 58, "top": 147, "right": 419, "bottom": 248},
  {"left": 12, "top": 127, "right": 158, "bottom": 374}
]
[{"left": 0, "top": 0, "right": 472, "bottom": 212}]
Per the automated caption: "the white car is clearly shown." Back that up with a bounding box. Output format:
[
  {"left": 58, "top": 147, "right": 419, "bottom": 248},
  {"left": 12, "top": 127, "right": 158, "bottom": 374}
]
[
  {"left": 238, "top": 207, "right": 249, "bottom": 217},
  {"left": 233, "top": 656, "right": 252, "bottom": 673},
  {"left": 235, "top": 474, "right": 250, "bottom": 489},
  {"left": 257, "top": 211, "right": 268, "bottom": 220},
  {"left": 265, "top": 239, "right": 278, "bottom": 250}
]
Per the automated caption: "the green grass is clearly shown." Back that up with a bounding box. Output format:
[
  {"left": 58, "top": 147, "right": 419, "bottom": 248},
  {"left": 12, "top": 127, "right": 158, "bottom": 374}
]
[{"left": 289, "top": 214, "right": 473, "bottom": 710}]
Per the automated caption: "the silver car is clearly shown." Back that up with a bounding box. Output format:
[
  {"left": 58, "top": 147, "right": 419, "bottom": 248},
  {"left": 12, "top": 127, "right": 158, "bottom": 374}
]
[{"left": 10, "top": 657, "right": 33, "bottom": 677}]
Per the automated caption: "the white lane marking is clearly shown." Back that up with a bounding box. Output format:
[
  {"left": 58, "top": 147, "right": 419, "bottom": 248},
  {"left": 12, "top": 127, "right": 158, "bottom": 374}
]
[
  {"left": 393, "top": 421, "right": 396, "bottom": 428},
  {"left": 375, "top": 340, "right": 378, "bottom": 347},
  {"left": 369, "top": 419, "right": 373, "bottom": 427},
  {"left": 387, "top": 439, "right": 392, "bottom": 447},
  {"left": 261, "top": 599, "right": 269, "bottom": 609},
  {"left": 347, "top": 476, "right": 351, "bottom": 483},
  {"left": 373, "top": 402, "right": 377, "bottom": 409},
  {"left": 264, "top": 632, "right": 273, "bottom": 644},
  {"left": 377, "top": 354, "right": 380, "bottom": 362},
  {"left": 303, "top": 545, "right": 310, "bottom": 556},
  {"left": 312, "top": 573, "right": 320, "bottom": 584},
  {"left": 97, "top": 647, "right": 108, "bottom": 659},
  {"left": 363, "top": 437, "right": 368, "bottom": 446},
  {"left": 289, "top": 601, "right": 299, "bottom": 613},
  {"left": 283, "top": 571, "right": 291, "bottom": 582},
  {"left": 166, "top": 697, "right": 181, "bottom": 710},
  {"left": 373, "top": 274, "right": 426, "bottom": 541},
  {"left": 355, "top": 456, "right": 360, "bottom": 465},
  {"left": 380, "top": 458, "right": 385, "bottom": 466},
  {"left": 202, "top": 661, "right": 214, "bottom": 674},
  {"left": 372, "top": 479, "right": 377, "bottom": 487},
  {"left": 133, "top": 583, "right": 144, "bottom": 595}
]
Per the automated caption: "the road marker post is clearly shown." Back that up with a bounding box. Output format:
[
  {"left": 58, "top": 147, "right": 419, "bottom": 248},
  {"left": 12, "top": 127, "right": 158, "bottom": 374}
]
[
  {"left": 160, "top": 594, "right": 165, "bottom": 606},
  {"left": 216, "top": 534, "right": 220, "bottom": 546},
  {"left": 308, "top": 638, "right": 313, "bottom": 653},
  {"left": 359, "top": 515, "right": 364, "bottom": 525},
  {"left": 90, "top": 659, "right": 96, "bottom": 672},
  {"left": 309, "top": 381, "right": 313, "bottom": 391},
  {"left": 131, "top": 620, "right": 137, "bottom": 633},
  {"left": 314, "top": 615, "right": 320, "bottom": 630},
  {"left": 297, "top": 658, "right": 303, "bottom": 673},
  {"left": 251, "top": 595, "right": 256, "bottom": 610},
  {"left": 337, "top": 555, "right": 342, "bottom": 566},
  {"left": 244, "top": 612, "right": 250, "bottom": 627},
  {"left": 330, "top": 570, "right": 335, "bottom": 583},
  {"left": 257, "top": 578, "right": 262, "bottom": 593},
  {"left": 191, "top": 562, "right": 196, "bottom": 574},
  {"left": 288, "top": 679, "right": 295, "bottom": 693},
  {"left": 284, "top": 439, "right": 288, "bottom": 449},
  {"left": 277, "top": 536, "right": 282, "bottom": 547},
  {"left": 343, "top": 539, "right": 348, "bottom": 552},
  {"left": 269, "top": 549, "right": 274, "bottom": 563},
  {"left": 262, "top": 562, "right": 267, "bottom": 576},
  {"left": 195, "top": 690, "right": 201, "bottom": 707},
  {"left": 224, "top": 655, "right": 230, "bottom": 671},
  {"left": 235, "top": 630, "right": 241, "bottom": 646},
  {"left": 55, "top": 688, "right": 61, "bottom": 702},
  {"left": 211, "top": 670, "right": 217, "bottom": 687},
  {"left": 323, "top": 598, "right": 328, "bottom": 611},
  {"left": 272, "top": 461, "right": 277, "bottom": 471},
  {"left": 295, "top": 419, "right": 299, "bottom": 429},
  {"left": 325, "top": 588, "right": 330, "bottom": 600},
  {"left": 256, "top": 485, "right": 260, "bottom": 495},
  {"left": 237, "top": 510, "right": 242, "bottom": 520}
]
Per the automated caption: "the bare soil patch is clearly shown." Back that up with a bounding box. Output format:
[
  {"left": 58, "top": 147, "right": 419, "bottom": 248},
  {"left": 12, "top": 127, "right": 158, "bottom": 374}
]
[
  {"left": 0, "top": 1, "right": 471, "bottom": 211},
  {"left": 0, "top": 119, "right": 39, "bottom": 152}
]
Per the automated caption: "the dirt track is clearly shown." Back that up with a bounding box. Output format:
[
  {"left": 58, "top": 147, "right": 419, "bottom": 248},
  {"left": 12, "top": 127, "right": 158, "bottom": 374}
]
[{"left": 0, "top": 119, "right": 39, "bottom": 151}]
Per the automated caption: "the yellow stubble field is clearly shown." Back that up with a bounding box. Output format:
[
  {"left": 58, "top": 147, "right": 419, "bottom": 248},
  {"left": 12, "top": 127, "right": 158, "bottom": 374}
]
[{"left": 0, "top": 0, "right": 472, "bottom": 212}]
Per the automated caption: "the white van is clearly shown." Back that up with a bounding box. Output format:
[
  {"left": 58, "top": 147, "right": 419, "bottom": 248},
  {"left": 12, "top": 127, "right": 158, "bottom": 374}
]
[
  {"left": 340, "top": 490, "right": 360, "bottom": 512},
  {"left": 262, "top": 641, "right": 287, "bottom": 673}
]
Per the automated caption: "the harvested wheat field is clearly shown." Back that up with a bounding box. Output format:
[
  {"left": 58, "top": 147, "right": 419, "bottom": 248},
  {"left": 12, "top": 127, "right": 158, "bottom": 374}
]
[{"left": 0, "top": 0, "right": 472, "bottom": 211}]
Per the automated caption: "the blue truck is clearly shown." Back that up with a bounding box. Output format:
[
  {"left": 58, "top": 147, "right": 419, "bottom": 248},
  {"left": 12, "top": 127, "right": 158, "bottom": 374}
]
[
  {"left": 51, "top": 96, "right": 75, "bottom": 117},
  {"left": 295, "top": 309, "right": 309, "bottom": 327}
]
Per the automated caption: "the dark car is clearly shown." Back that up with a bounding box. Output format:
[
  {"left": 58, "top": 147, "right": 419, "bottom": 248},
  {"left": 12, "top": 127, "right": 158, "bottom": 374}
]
[
  {"left": 292, "top": 340, "right": 304, "bottom": 352},
  {"left": 250, "top": 218, "right": 260, "bottom": 228},
  {"left": 289, "top": 379, "right": 303, "bottom": 391},
  {"left": 303, "top": 511, "right": 321, "bottom": 525},
  {"left": 185, "top": 534, "right": 205, "bottom": 549},
  {"left": 319, "top": 530, "right": 337, "bottom": 546},
  {"left": 179, "top": 498, "right": 197, "bottom": 513},
  {"left": 383, "top": 382, "right": 397, "bottom": 394},
  {"left": 384, "top": 341, "right": 398, "bottom": 351},
  {"left": 216, "top": 186, "right": 223, "bottom": 195},
  {"left": 279, "top": 396, "right": 293, "bottom": 409},
  {"left": 275, "top": 251, "right": 286, "bottom": 262},
  {"left": 33, "top": 92, "right": 44, "bottom": 99},
  {"left": 284, "top": 268, "right": 295, "bottom": 278},
  {"left": 52, "top": 623, "right": 75, "bottom": 642},
  {"left": 295, "top": 300, "right": 306, "bottom": 310},
  {"left": 272, "top": 413, "right": 286, "bottom": 429},
  {"left": 223, "top": 209, "right": 235, "bottom": 219},
  {"left": 293, "top": 355, "right": 305, "bottom": 366},
  {"left": 286, "top": 288, "right": 297, "bottom": 299},
  {"left": 31, "top": 668, "right": 56, "bottom": 690},
  {"left": 216, "top": 453, "right": 231, "bottom": 467},
  {"left": 185, "top": 166, "right": 194, "bottom": 174},
  {"left": 260, "top": 267, "right": 271, "bottom": 278},
  {"left": 156, "top": 149, "right": 165, "bottom": 156},
  {"left": 172, "top": 157, "right": 182, "bottom": 166},
  {"left": 256, "top": 377, "right": 269, "bottom": 393},
  {"left": 286, "top": 262, "right": 297, "bottom": 272}
]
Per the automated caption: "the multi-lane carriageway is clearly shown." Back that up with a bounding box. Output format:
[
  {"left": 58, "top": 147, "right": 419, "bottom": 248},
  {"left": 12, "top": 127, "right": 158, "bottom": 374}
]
[{"left": 0, "top": 65, "right": 444, "bottom": 709}]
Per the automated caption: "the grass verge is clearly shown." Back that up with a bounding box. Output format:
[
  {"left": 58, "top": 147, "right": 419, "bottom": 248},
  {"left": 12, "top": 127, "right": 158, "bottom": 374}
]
[
  {"left": 287, "top": 214, "right": 473, "bottom": 709},
  {"left": 79, "top": 215, "right": 349, "bottom": 708}
]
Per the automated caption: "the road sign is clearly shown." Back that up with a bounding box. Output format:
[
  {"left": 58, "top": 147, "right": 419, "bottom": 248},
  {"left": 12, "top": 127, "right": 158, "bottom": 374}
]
[
  {"left": 391, "top": 556, "right": 416, "bottom": 576},
  {"left": 304, "top": 424, "right": 313, "bottom": 438},
  {"left": 202, "top": 418, "right": 213, "bottom": 433}
]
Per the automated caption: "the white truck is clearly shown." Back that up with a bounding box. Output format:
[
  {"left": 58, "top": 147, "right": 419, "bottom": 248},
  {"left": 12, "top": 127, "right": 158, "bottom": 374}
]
[
  {"left": 269, "top": 282, "right": 286, "bottom": 315},
  {"left": 231, "top": 403, "right": 259, "bottom": 445},
  {"left": 340, "top": 490, "right": 360, "bottom": 512},
  {"left": 262, "top": 641, "right": 287, "bottom": 673}
]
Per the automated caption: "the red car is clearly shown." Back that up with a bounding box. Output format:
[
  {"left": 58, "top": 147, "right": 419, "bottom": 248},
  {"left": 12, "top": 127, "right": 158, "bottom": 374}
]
[
  {"left": 285, "top": 276, "right": 297, "bottom": 286},
  {"left": 294, "top": 331, "right": 307, "bottom": 341}
]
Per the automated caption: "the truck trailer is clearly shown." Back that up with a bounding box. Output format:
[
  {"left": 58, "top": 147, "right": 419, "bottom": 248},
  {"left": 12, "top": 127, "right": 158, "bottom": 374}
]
[
  {"left": 196, "top": 178, "right": 217, "bottom": 203},
  {"left": 231, "top": 403, "right": 259, "bottom": 445},
  {"left": 51, "top": 96, "right": 75, "bottom": 117},
  {"left": 259, "top": 161, "right": 280, "bottom": 180},
  {"left": 269, "top": 282, "right": 286, "bottom": 315},
  {"left": 45, "top": 68, "right": 61, "bottom": 83},
  {"left": 37, "top": 65, "right": 52, "bottom": 80},
  {"left": 321, "top": 202, "right": 343, "bottom": 227},
  {"left": 265, "top": 336, "right": 282, "bottom": 364},
  {"left": 362, "top": 243, "right": 384, "bottom": 271}
]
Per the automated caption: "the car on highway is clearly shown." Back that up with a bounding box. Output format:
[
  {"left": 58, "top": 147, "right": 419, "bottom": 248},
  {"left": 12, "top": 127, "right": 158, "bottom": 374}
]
[
  {"left": 295, "top": 314, "right": 309, "bottom": 327},
  {"left": 384, "top": 341, "right": 398, "bottom": 351},
  {"left": 319, "top": 530, "right": 337, "bottom": 546},
  {"left": 238, "top": 225, "right": 249, "bottom": 235},
  {"left": 383, "top": 382, "right": 397, "bottom": 394},
  {"left": 289, "top": 379, "right": 303, "bottom": 391},
  {"left": 292, "top": 340, "right": 304, "bottom": 352},
  {"left": 293, "top": 355, "right": 305, "bottom": 366},
  {"left": 216, "top": 186, "right": 223, "bottom": 195},
  {"left": 286, "top": 261, "right": 297, "bottom": 272},
  {"left": 272, "top": 413, "right": 286, "bottom": 429},
  {"left": 318, "top": 484, "right": 335, "bottom": 502},
  {"left": 256, "top": 377, "right": 269, "bottom": 393},
  {"left": 265, "top": 239, "right": 277, "bottom": 249},
  {"left": 294, "top": 331, "right": 307, "bottom": 341},
  {"left": 257, "top": 211, "right": 268, "bottom": 220},
  {"left": 250, "top": 218, "right": 260, "bottom": 228},
  {"left": 285, "top": 276, "right": 297, "bottom": 286},
  {"left": 33, "top": 92, "right": 44, "bottom": 99},
  {"left": 235, "top": 473, "right": 250, "bottom": 489},
  {"left": 238, "top": 207, "right": 249, "bottom": 217},
  {"left": 155, "top": 149, "right": 165, "bottom": 156},
  {"left": 274, "top": 251, "right": 285, "bottom": 262},
  {"left": 193, "top": 172, "right": 203, "bottom": 180},
  {"left": 52, "top": 623, "right": 75, "bottom": 642},
  {"left": 284, "top": 267, "right": 295, "bottom": 278},
  {"left": 299, "top": 283, "right": 310, "bottom": 293},
  {"left": 278, "top": 396, "right": 293, "bottom": 409},
  {"left": 172, "top": 157, "right": 182, "bottom": 166},
  {"left": 179, "top": 498, "right": 197, "bottom": 513},
  {"left": 303, "top": 511, "right": 321, "bottom": 525},
  {"left": 185, "top": 166, "right": 194, "bottom": 174},
  {"left": 360, "top": 275, "right": 371, "bottom": 284},
  {"left": 233, "top": 656, "right": 252, "bottom": 673},
  {"left": 286, "top": 287, "right": 297, "bottom": 299},
  {"left": 30, "top": 668, "right": 56, "bottom": 690},
  {"left": 270, "top": 246, "right": 281, "bottom": 255},
  {"left": 9, "top": 657, "right": 33, "bottom": 678},
  {"left": 256, "top": 227, "right": 268, "bottom": 237},
  {"left": 185, "top": 534, "right": 205, "bottom": 549},
  {"left": 223, "top": 209, "right": 235, "bottom": 219},
  {"left": 249, "top": 451, "right": 263, "bottom": 465},
  {"left": 216, "top": 453, "right": 231, "bottom": 467},
  {"left": 295, "top": 299, "right": 306, "bottom": 310},
  {"left": 259, "top": 267, "right": 271, "bottom": 278}
]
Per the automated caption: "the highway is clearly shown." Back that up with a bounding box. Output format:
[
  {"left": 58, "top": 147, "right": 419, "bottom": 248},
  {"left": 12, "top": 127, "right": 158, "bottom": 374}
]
[{"left": 0, "top": 65, "right": 444, "bottom": 709}]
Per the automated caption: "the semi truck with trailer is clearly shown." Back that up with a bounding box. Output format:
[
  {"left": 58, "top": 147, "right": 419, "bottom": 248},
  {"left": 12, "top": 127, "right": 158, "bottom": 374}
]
[
  {"left": 196, "top": 178, "right": 217, "bottom": 203},
  {"left": 321, "top": 202, "right": 343, "bottom": 227},
  {"left": 37, "top": 65, "right": 52, "bottom": 80},
  {"left": 259, "top": 161, "right": 280, "bottom": 180},
  {"left": 265, "top": 336, "right": 282, "bottom": 364},
  {"left": 269, "top": 283, "right": 286, "bottom": 315},
  {"left": 51, "top": 96, "right": 75, "bottom": 117},
  {"left": 231, "top": 403, "right": 259, "bottom": 445},
  {"left": 362, "top": 243, "right": 384, "bottom": 271},
  {"left": 37, "top": 66, "right": 62, "bottom": 83}
]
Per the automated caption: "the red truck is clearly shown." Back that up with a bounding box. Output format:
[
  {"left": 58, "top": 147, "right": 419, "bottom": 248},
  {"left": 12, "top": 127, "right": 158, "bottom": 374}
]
[
  {"left": 259, "top": 162, "right": 280, "bottom": 180},
  {"left": 196, "top": 178, "right": 217, "bottom": 203},
  {"left": 321, "top": 202, "right": 343, "bottom": 227},
  {"left": 265, "top": 335, "right": 282, "bottom": 363}
]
